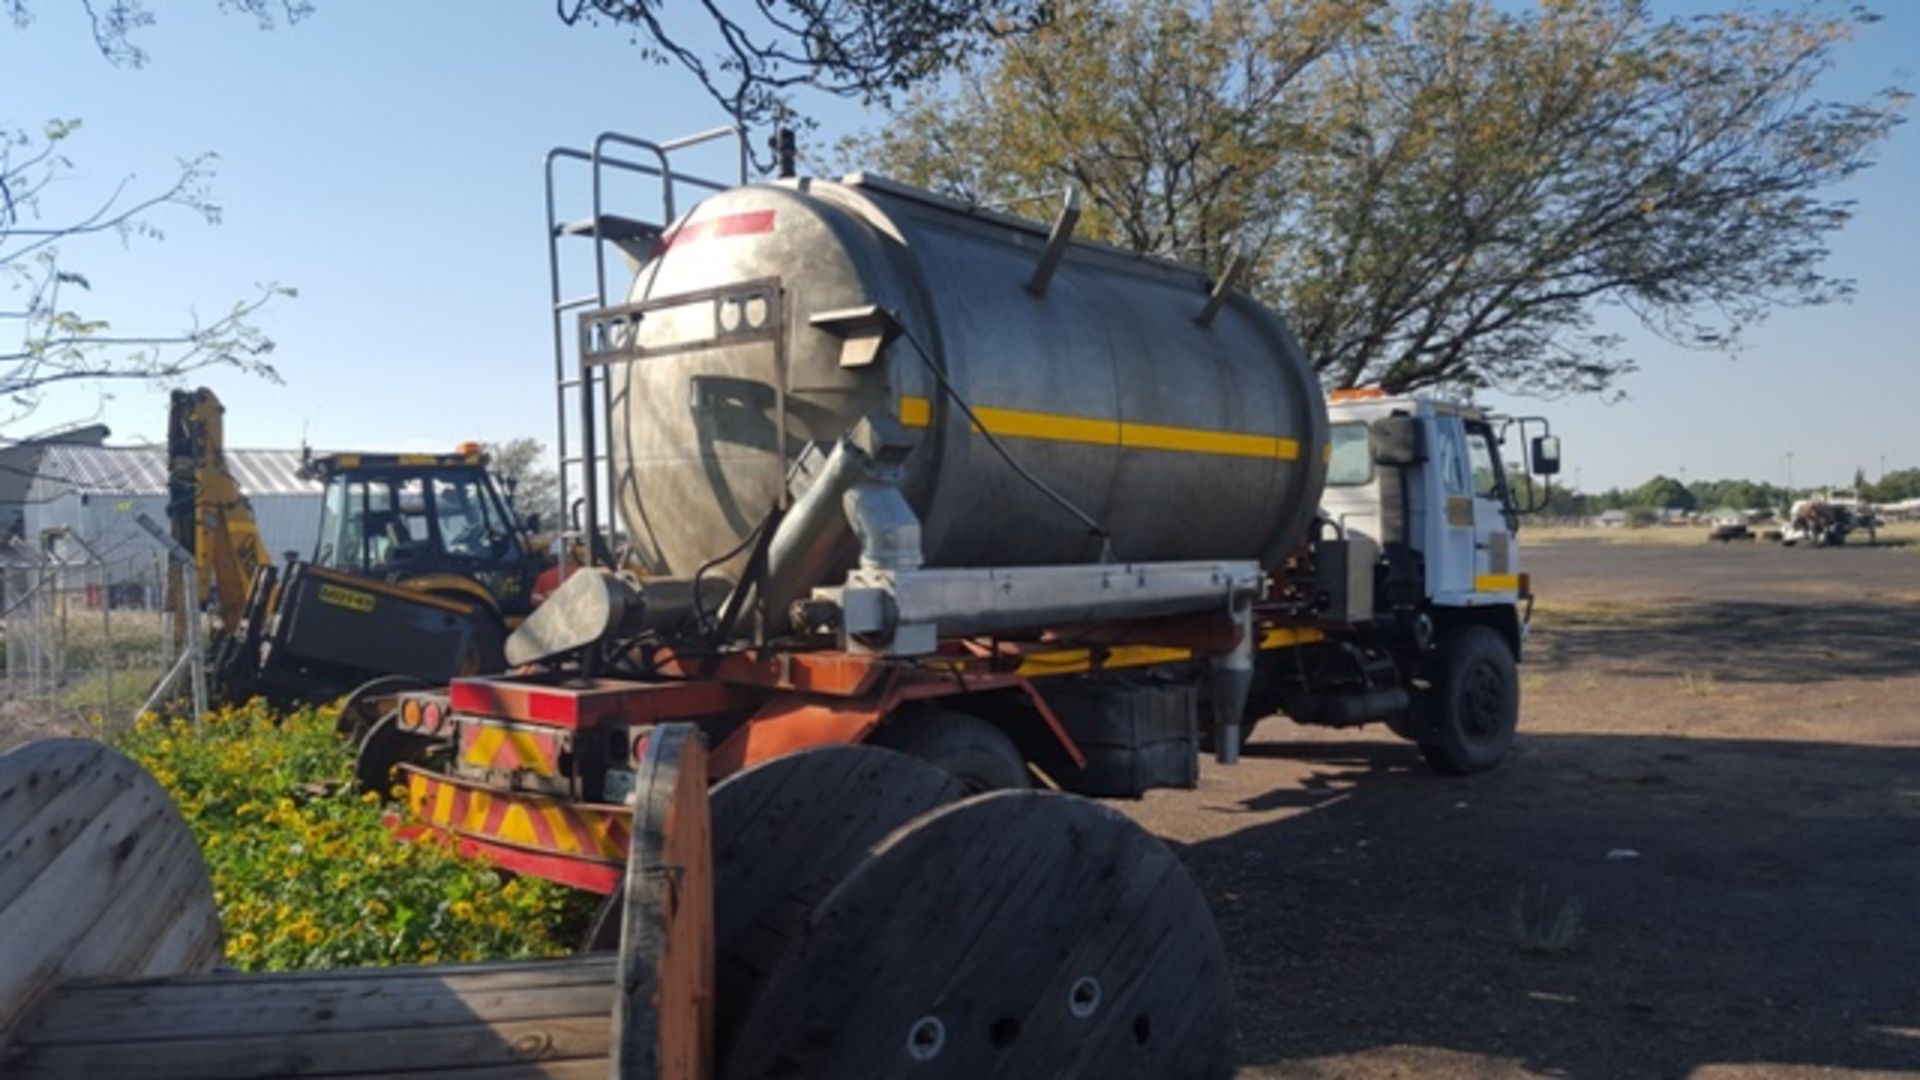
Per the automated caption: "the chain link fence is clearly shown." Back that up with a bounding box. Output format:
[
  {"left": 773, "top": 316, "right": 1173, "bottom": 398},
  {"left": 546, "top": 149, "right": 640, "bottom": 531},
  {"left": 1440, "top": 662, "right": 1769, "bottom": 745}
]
[{"left": 1, "top": 526, "right": 197, "bottom": 747}]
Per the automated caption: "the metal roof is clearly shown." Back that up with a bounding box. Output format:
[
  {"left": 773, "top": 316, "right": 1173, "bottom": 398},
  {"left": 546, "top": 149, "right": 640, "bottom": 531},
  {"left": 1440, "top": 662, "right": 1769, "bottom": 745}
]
[{"left": 30, "top": 444, "right": 320, "bottom": 497}]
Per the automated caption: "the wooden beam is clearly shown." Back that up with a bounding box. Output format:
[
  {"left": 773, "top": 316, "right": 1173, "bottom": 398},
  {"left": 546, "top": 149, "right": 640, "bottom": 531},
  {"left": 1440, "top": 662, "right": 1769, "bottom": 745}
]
[{"left": 610, "top": 723, "right": 713, "bottom": 1080}]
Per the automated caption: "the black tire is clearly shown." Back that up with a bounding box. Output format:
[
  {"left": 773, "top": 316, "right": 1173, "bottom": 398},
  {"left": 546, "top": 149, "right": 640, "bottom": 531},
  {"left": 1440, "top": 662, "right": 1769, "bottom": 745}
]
[
  {"left": 1413, "top": 626, "right": 1519, "bottom": 776},
  {"left": 867, "top": 709, "right": 1030, "bottom": 793},
  {"left": 354, "top": 714, "right": 443, "bottom": 797}
]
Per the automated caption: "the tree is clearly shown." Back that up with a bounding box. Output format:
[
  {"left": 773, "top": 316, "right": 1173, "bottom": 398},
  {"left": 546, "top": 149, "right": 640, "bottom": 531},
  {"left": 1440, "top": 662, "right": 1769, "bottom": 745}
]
[
  {"left": 1633, "top": 474, "right": 1695, "bottom": 511},
  {"left": 5, "top": 1, "right": 313, "bottom": 67},
  {"left": 1865, "top": 468, "right": 1920, "bottom": 504},
  {"left": 487, "top": 437, "right": 560, "bottom": 529},
  {"left": 555, "top": 0, "right": 1050, "bottom": 161},
  {"left": 3, "top": 4, "right": 305, "bottom": 433},
  {"left": 851, "top": 0, "right": 1907, "bottom": 397},
  {"left": 2, "top": 120, "right": 289, "bottom": 430}
]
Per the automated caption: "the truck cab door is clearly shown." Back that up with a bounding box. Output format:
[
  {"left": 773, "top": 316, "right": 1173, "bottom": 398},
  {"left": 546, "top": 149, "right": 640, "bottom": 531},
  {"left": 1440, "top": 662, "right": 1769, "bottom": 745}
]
[
  {"left": 1427, "top": 414, "right": 1479, "bottom": 602},
  {"left": 1463, "top": 419, "right": 1519, "bottom": 596}
]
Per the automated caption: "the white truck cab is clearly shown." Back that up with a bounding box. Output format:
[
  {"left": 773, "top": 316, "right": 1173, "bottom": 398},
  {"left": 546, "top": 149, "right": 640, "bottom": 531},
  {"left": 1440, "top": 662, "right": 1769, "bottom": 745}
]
[
  {"left": 1322, "top": 391, "right": 1549, "bottom": 610},
  {"left": 1241, "top": 389, "right": 1561, "bottom": 775}
]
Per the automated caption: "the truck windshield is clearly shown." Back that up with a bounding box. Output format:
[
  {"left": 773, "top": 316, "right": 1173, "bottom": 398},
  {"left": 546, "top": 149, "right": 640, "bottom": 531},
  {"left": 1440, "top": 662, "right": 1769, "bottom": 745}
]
[{"left": 1326, "top": 423, "right": 1372, "bottom": 486}]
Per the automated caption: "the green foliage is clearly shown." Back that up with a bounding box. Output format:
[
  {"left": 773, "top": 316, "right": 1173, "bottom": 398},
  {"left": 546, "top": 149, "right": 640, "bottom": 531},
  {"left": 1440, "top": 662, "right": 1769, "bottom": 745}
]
[
  {"left": 1862, "top": 468, "right": 1920, "bottom": 504},
  {"left": 853, "top": 0, "right": 1908, "bottom": 397},
  {"left": 2, "top": 118, "right": 290, "bottom": 429},
  {"left": 1633, "top": 474, "right": 1695, "bottom": 511},
  {"left": 112, "top": 703, "right": 595, "bottom": 971},
  {"left": 557, "top": 0, "right": 1049, "bottom": 156},
  {"left": 486, "top": 436, "right": 560, "bottom": 526}
]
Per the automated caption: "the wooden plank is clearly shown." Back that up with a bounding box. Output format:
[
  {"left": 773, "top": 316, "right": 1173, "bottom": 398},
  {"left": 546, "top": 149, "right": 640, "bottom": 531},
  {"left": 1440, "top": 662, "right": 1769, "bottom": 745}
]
[
  {"left": 611, "top": 723, "right": 713, "bottom": 1080},
  {"left": 38, "top": 957, "right": 616, "bottom": 1023},
  {"left": 61, "top": 954, "right": 618, "bottom": 991},
  {"left": 23, "top": 972, "right": 616, "bottom": 1044},
  {"left": 308, "top": 1059, "right": 610, "bottom": 1080},
  {"left": 6, "top": 1015, "right": 611, "bottom": 1078}
]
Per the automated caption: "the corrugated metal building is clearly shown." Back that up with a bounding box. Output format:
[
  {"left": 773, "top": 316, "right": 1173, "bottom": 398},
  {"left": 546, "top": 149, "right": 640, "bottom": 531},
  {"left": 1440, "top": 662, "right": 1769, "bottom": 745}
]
[{"left": 21, "top": 444, "right": 322, "bottom": 591}]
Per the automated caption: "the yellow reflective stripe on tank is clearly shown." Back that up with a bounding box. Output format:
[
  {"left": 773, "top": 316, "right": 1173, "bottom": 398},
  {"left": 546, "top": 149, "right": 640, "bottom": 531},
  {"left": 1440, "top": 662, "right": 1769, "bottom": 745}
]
[
  {"left": 1120, "top": 421, "right": 1298, "bottom": 460},
  {"left": 897, "top": 396, "right": 1299, "bottom": 460},
  {"left": 973, "top": 404, "right": 1119, "bottom": 445},
  {"left": 1475, "top": 574, "right": 1520, "bottom": 592},
  {"left": 898, "top": 395, "right": 933, "bottom": 428}
]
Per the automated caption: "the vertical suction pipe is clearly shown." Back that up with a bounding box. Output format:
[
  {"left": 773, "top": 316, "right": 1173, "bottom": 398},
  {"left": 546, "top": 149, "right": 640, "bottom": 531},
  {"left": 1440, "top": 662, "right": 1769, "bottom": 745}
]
[{"left": 1211, "top": 595, "right": 1257, "bottom": 765}]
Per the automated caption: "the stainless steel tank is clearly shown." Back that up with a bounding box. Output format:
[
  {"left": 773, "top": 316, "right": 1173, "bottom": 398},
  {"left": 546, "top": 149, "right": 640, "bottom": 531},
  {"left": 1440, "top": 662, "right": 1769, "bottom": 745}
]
[{"left": 610, "top": 173, "right": 1329, "bottom": 583}]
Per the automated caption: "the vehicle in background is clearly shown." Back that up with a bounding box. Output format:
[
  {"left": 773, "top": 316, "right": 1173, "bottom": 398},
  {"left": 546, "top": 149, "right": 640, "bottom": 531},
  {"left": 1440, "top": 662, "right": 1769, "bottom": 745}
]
[
  {"left": 165, "top": 388, "right": 550, "bottom": 709},
  {"left": 1780, "top": 492, "right": 1879, "bottom": 547}
]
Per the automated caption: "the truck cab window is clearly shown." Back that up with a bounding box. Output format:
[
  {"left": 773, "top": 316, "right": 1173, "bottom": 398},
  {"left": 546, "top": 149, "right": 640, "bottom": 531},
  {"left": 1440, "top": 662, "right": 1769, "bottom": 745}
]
[
  {"left": 1326, "top": 423, "right": 1372, "bottom": 486},
  {"left": 1465, "top": 426, "right": 1504, "bottom": 500}
]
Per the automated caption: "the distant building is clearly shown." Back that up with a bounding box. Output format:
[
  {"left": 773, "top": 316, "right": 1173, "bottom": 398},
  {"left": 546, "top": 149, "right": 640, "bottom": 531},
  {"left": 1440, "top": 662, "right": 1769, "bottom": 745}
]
[
  {"left": 0, "top": 424, "right": 111, "bottom": 541},
  {"left": 19, "top": 443, "right": 321, "bottom": 592},
  {"left": 1597, "top": 510, "right": 1628, "bottom": 528}
]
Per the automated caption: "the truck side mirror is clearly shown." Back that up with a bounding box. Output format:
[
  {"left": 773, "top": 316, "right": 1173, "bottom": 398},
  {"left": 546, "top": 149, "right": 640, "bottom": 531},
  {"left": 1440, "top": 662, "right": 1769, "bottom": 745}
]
[
  {"left": 1530, "top": 435, "right": 1562, "bottom": 476},
  {"left": 1369, "top": 416, "right": 1426, "bottom": 466}
]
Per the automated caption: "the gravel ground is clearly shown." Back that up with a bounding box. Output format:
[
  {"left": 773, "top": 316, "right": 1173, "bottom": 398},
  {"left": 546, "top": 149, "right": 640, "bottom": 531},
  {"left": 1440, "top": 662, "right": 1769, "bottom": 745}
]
[{"left": 1124, "top": 539, "right": 1920, "bottom": 1078}]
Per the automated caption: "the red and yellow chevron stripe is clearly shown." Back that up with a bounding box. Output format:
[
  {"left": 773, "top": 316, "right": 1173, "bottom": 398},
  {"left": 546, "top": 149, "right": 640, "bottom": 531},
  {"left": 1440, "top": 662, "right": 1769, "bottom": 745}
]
[
  {"left": 403, "top": 768, "right": 629, "bottom": 863},
  {"left": 457, "top": 720, "right": 564, "bottom": 778}
]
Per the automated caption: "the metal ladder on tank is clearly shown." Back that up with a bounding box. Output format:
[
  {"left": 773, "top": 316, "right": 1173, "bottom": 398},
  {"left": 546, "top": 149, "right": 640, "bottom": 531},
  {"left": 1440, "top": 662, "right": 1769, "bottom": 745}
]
[{"left": 543, "top": 128, "right": 748, "bottom": 578}]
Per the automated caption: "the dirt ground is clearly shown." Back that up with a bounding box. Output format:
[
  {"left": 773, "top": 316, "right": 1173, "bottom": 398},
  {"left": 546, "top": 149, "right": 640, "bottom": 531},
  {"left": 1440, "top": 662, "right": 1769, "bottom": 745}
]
[{"left": 1126, "top": 539, "right": 1920, "bottom": 1078}]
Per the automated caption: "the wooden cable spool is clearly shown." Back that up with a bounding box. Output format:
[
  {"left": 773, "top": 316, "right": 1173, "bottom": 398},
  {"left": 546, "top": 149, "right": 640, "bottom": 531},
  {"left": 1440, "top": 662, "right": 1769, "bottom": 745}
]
[
  {"left": 707, "top": 745, "right": 966, "bottom": 1057},
  {"left": 0, "top": 738, "right": 225, "bottom": 1038},
  {"left": 719, "top": 789, "right": 1235, "bottom": 1079}
]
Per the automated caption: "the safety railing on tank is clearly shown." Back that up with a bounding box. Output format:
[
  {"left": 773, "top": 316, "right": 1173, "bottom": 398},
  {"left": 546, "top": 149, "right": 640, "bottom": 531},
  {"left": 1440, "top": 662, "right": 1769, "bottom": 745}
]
[{"left": 543, "top": 126, "right": 748, "bottom": 577}]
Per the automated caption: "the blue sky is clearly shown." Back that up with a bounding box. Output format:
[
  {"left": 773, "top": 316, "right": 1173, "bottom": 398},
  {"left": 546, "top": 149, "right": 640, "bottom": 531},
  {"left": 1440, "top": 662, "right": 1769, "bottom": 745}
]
[{"left": 3, "top": 1, "right": 1914, "bottom": 492}]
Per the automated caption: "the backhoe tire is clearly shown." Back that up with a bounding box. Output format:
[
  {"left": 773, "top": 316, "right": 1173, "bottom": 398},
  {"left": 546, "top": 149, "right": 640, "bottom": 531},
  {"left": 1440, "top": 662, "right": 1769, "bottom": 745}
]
[
  {"left": 1414, "top": 626, "right": 1519, "bottom": 776},
  {"left": 867, "top": 709, "right": 1030, "bottom": 793}
]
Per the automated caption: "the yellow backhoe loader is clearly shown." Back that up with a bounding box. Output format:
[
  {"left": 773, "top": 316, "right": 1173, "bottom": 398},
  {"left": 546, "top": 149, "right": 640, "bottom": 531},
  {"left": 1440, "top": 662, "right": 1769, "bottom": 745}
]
[{"left": 164, "top": 388, "right": 551, "bottom": 709}]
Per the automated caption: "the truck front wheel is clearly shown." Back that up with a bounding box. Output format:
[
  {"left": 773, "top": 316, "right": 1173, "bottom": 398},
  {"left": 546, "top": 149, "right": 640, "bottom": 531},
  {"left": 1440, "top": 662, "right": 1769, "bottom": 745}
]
[{"left": 1411, "top": 626, "right": 1518, "bottom": 775}]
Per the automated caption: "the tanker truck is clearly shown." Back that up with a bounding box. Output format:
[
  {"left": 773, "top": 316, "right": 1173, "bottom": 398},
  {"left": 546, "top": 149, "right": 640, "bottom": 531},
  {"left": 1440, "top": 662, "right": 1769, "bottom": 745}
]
[
  {"left": 351, "top": 128, "right": 1559, "bottom": 1074},
  {"left": 376, "top": 126, "right": 1559, "bottom": 887}
]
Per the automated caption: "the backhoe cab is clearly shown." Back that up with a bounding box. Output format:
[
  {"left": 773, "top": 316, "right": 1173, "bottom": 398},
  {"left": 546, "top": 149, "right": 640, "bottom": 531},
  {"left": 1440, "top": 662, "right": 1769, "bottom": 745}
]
[{"left": 305, "top": 449, "right": 539, "bottom": 624}]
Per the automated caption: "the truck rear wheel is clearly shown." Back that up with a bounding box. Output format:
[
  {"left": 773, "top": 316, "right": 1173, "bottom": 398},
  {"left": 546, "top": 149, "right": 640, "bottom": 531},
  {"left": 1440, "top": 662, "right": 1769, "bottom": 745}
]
[
  {"left": 868, "top": 709, "right": 1031, "bottom": 793},
  {"left": 1414, "top": 626, "right": 1518, "bottom": 775}
]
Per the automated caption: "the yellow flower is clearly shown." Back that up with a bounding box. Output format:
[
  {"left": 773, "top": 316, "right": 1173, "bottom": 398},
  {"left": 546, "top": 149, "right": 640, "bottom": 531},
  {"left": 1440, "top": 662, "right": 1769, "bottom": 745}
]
[
  {"left": 234, "top": 931, "right": 259, "bottom": 952},
  {"left": 451, "top": 900, "right": 477, "bottom": 922},
  {"left": 302, "top": 926, "right": 324, "bottom": 945},
  {"left": 365, "top": 899, "right": 390, "bottom": 917}
]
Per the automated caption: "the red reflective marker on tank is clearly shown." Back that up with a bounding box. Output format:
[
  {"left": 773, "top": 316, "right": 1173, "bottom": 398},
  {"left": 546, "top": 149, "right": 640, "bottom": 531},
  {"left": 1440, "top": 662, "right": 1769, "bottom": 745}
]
[{"left": 663, "top": 209, "right": 775, "bottom": 251}]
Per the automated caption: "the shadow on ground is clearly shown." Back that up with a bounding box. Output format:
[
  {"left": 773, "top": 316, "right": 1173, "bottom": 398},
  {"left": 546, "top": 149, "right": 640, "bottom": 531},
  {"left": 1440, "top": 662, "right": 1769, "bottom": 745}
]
[
  {"left": 1170, "top": 734, "right": 1920, "bottom": 1078},
  {"left": 1530, "top": 598, "right": 1920, "bottom": 683}
]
